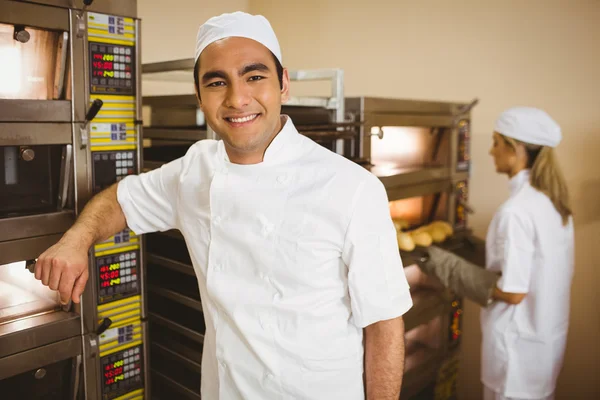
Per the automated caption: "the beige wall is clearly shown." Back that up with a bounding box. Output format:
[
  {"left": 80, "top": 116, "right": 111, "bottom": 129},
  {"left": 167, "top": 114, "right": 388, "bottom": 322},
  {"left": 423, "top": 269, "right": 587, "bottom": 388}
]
[
  {"left": 138, "top": 0, "right": 250, "bottom": 96},
  {"left": 138, "top": 0, "right": 600, "bottom": 398}
]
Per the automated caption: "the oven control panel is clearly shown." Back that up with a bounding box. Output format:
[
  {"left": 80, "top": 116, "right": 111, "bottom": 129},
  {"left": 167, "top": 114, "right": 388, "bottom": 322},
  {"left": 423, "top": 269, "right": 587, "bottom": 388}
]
[
  {"left": 90, "top": 43, "right": 135, "bottom": 95},
  {"left": 92, "top": 150, "right": 137, "bottom": 194},
  {"left": 101, "top": 345, "right": 144, "bottom": 400},
  {"left": 96, "top": 249, "right": 140, "bottom": 304},
  {"left": 88, "top": 10, "right": 145, "bottom": 400}
]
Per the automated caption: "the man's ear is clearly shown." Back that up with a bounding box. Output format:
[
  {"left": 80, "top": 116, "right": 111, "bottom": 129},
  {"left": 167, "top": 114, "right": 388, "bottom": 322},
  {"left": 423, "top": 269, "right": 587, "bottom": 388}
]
[{"left": 280, "top": 68, "right": 290, "bottom": 104}]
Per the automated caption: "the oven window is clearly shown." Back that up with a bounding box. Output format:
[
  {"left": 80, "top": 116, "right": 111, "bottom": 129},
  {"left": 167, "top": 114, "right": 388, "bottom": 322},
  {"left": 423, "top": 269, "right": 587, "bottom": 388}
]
[
  {"left": 0, "top": 261, "right": 60, "bottom": 325},
  {"left": 389, "top": 194, "right": 448, "bottom": 228},
  {"left": 0, "top": 145, "right": 63, "bottom": 218},
  {"left": 0, "top": 23, "right": 68, "bottom": 100},
  {"left": 370, "top": 126, "right": 450, "bottom": 176}
]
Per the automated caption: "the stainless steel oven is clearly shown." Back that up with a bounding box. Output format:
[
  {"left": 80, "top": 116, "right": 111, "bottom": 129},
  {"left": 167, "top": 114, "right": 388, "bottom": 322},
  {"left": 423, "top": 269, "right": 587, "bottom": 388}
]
[
  {"left": 0, "top": 1, "right": 147, "bottom": 399},
  {"left": 0, "top": 2, "right": 83, "bottom": 398}
]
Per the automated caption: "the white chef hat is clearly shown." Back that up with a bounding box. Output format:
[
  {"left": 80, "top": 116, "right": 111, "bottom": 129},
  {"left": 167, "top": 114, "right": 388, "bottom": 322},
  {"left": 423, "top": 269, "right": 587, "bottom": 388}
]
[
  {"left": 494, "top": 106, "right": 562, "bottom": 148},
  {"left": 194, "top": 11, "right": 282, "bottom": 65}
]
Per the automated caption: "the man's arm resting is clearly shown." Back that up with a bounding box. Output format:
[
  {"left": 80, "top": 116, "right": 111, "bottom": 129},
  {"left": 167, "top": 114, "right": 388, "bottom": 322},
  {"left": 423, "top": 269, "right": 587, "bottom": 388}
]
[
  {"left": 34, "top": 183, "right": 127, "bottom": 304},
  {"left": 364, "top": 316, "right": 405, "bottom": 400}
]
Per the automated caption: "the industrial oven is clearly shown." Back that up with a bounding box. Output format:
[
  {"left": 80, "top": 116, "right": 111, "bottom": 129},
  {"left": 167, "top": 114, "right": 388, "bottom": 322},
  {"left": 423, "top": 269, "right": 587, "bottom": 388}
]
[
  {"left": 140, "top": 61, "right": 483, "bottom": 399},
  {"left": 0, "top": 0, "right": 147, "bottom": 398}
]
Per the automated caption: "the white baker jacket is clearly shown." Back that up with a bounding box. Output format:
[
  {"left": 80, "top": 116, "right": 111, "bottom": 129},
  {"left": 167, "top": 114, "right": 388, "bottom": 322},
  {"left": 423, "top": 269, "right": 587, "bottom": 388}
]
[
  {"left": 117, "top": 116, "right": 413, "bottom": 399},
  {"left": 481, "top": 169, "right": 574, "bottom": 399}
]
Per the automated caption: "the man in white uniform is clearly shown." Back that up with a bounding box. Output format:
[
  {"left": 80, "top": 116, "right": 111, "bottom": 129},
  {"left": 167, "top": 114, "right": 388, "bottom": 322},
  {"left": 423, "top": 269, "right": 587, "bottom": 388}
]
[{"left": 33, "top": 12, "right": 413, "bottom": 399}]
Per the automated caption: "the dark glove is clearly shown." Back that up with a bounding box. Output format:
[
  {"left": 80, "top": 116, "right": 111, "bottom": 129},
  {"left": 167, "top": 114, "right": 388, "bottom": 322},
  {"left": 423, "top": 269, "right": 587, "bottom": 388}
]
[{"left": 417, "top": 246, "right": 500, "bottom": 307}]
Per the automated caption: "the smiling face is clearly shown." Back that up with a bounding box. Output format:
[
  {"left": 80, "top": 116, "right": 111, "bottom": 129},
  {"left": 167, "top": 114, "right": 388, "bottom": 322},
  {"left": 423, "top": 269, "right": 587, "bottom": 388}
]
[{"left": 196, "top": 37, "right": 290, "bottom": 164}]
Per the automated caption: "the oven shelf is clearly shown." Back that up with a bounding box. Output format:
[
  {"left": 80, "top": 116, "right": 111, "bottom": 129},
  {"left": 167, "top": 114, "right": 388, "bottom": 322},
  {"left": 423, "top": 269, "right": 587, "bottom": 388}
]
[
  {"left": 151, "top": 369, "right": 201, "bottom": 400},
  {"left": 148, "top": 312, "right": 204, "bottom": 344},
  {"left": 148, "top": 285, "right": 202, "bottom": 312}
]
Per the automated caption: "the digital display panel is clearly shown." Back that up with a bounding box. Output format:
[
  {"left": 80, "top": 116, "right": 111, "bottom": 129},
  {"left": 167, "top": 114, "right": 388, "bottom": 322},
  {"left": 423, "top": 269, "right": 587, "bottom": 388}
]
[
  {"left": 97, "top": 250, "right": 139, "bottom": 304},
  {"left": 89, "top": 43, "right": 135, "bottom": 94},
  {"left": 92, "top": 150, "right": 137, "bottom": 194},
  {"left": 101, "top": 345, "right": 143, "bottom": 399}
]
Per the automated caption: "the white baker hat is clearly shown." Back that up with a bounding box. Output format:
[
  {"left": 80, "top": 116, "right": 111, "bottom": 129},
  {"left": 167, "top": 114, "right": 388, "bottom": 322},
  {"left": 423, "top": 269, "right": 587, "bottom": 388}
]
[
  {"left": 194, "top": 11, "right": 282, "bottom": 64},
  {"left": 494, "top": 106, "right": 562, "bottom": 148}
]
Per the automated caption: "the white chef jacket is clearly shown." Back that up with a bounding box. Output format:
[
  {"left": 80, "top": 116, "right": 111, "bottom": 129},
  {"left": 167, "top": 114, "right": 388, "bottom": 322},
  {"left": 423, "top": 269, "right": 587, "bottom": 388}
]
[
  {"left": 481, "top": 169, "right": 574, "bottom": 399},
  {"left": 117, "top": 116, "right": 413, "bottom": 399}
]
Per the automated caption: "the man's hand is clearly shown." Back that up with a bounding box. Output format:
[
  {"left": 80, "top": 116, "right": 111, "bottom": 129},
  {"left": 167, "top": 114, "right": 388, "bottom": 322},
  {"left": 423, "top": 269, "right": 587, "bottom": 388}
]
[
  {"left": 33, "top": 183, "right": 127, "bottom": 305},
  {"left": 364, "top": 316, "right": 405, "bottom": 400},
  {"left": 34, "top": 232, "right": 90, "bottom": 305}
]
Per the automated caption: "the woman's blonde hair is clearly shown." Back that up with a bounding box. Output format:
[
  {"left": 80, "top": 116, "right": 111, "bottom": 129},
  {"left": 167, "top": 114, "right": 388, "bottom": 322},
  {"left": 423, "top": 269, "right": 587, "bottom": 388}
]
[{"left": 501, "top": 135, "right": 572, "bottom": 225}]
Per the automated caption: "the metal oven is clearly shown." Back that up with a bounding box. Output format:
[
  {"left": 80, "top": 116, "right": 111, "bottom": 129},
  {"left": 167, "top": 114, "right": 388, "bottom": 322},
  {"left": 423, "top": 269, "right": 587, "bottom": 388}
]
[{"left": 0, "top": 0, "right": 147, "bottom": 399}]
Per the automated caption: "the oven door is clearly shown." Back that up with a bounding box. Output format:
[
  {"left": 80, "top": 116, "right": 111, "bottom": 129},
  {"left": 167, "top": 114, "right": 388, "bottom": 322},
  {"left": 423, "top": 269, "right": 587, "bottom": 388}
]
[
  {"left": 0, "top": 1, "right": 78, "bottom": 243},
  {"left": 0, "top": 142, "right": 75, "bottom": 245},
  {"left": 0, "top": 2, "right": 72, "bottom": 119},
  {"left": 0, "top": 236, "right": 81, "bottom": 360},
  {"left": 0, "top": 335, "right": 82, "bottom": 400}
]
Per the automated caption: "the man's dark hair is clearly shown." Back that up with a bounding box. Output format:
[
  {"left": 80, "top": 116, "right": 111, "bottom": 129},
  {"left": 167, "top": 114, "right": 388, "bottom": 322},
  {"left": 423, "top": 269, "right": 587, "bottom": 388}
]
[{"left": 194, "top": 51, "right": 284, "bottom": 100}]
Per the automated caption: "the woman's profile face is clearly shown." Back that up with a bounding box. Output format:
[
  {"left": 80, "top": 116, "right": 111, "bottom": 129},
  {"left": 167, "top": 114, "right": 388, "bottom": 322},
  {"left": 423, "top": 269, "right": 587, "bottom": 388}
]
[{"left": 489, "top": 132, "right": 520, "bottom": 176}]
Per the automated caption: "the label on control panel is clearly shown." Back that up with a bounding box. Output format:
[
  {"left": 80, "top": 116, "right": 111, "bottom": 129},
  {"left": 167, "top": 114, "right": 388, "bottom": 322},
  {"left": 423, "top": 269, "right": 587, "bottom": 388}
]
[
  {"left": 99, "top": 322, "right": 141, "bottom": 350},
  {"left": 101, "top": 345, "right": 143, "bottom": 400},
  {"left": 96, "top": 249, "right": 140, "bottom": 304}
]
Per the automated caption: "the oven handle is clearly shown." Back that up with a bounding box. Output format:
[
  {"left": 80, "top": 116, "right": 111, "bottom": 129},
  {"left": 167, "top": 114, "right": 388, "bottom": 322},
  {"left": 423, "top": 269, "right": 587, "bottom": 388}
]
[
  {"left": 71, "top": 354, "right": 82, "bottom": 400},
  {"left": 79, "top": 99, "right": 103, "bottom": 149},
  {"left": 58, "top": 144, "right": 73, "bottom": 210},
  {"left": 53, "top": 31, "right": 69, "bottom": 100}
]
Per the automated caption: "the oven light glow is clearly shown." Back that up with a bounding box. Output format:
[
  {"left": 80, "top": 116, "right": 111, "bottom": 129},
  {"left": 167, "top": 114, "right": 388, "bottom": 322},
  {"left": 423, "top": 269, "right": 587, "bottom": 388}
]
[
  {"left": 0, "top": 46, "right": 22, "bottom": 95},
  {"left": 3, "top": 261, "right": 26, "bottom": 277},
  {"left": 375, "top": 127, "right": 421, "bottom": 156}
]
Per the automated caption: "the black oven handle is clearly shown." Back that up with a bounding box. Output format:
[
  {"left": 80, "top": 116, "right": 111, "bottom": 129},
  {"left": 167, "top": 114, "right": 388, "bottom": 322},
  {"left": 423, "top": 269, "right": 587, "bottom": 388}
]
[{"left": 79, "top": 99, "right": 103, "bottom": 149}]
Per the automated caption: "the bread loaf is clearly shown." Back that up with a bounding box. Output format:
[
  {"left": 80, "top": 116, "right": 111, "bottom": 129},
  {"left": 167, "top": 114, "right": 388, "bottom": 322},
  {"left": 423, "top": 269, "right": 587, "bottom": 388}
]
[
  {"left": 428, "top": 225, "right": 447, "bottom": 243},
  {"left": 431, "top": 221, "right": 453, "bottom": 236},
  {"left": 411, "top": 231, "right": 433, "bottom": 247},
  {"left": 397, "top": 232, "right": 415, "bottom": 252}
]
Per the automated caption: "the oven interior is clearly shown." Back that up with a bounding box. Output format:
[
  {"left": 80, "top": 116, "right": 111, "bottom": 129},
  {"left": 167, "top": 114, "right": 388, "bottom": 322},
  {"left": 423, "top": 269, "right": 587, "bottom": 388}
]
[
  {"left": 0, "top": 23, "right": 69, "bottom": 101},
  {"left": 369, "top": 125, "right": 450, "bottom": 175},
  {"left": 0, "top": 261, "right": 61, "bottom": 325}
]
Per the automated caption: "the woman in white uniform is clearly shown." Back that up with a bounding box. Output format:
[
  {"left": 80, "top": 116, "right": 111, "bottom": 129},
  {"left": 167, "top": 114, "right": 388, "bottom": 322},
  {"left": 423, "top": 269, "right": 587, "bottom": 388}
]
[
  {"left": 481, "top": 107, "right": 574, "bottom": 400},
  {"left": 414, "top": 106, "right": 574, "bottom": 400}
]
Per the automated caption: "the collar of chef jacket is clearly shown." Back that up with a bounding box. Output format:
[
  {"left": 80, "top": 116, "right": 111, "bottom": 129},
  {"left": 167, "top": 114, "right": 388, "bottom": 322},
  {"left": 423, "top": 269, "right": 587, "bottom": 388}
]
[
  {"left": 217, "top": 115, "right": 298, "bottom": 166},
  {"left": 508, "top": 169, "right": 530, "bottom": 196}
]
